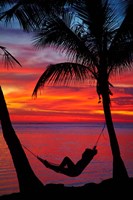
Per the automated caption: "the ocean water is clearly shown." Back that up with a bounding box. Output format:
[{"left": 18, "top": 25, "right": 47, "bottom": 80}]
[{"left": 0, "top": 122, "right": 133, "bottom": 196}]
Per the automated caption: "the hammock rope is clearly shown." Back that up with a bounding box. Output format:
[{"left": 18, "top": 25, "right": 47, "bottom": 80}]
[
  {"left": 93, "top": 122, "right": 106, "bottom": 148},
  {"left": 22, "top": 144, "right": 37, "bottom": 158}
]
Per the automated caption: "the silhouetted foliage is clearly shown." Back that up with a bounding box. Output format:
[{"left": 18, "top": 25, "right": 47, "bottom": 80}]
[{"left": 0, "top": 46, "right": 22, "bottom": 68}]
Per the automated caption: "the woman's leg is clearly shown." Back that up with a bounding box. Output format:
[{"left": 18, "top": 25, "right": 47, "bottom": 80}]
[
  {"left": 59, "top": 156, "right": 75, "bottom": 169},
  {"left": 38, "top": 156, "right": 75, "bottom": 173}
]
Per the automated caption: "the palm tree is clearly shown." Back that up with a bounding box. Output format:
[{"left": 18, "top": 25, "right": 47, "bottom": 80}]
[
  {"left": 31, "top": 0, "right": 133, "bottom": 182},
  {"left": 0, "top": 86, "right": 44, "bottom": 193}
]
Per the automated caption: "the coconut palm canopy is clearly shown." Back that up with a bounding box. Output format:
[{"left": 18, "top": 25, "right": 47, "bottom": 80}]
[
  {"left": 31, "top": 0, "right": 133, "bottom": 98},
  {"left": 0, "top": 0, "right": 133, "bottom": 181}
]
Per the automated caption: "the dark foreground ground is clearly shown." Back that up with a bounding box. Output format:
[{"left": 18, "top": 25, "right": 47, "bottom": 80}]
[{"left": 0, "top": 178, "right": 133, "bottom": 200}]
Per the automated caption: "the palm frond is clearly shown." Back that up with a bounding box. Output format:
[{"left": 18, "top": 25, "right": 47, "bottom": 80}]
[
  {"left": 110, "top": 1, "right": 133, "bottom": 40},
  {"left": 0, "top": 0, "right": 77, "bottom": 31},
  {"left": 72, "top": 0, "right": 120, "bottom": 59},
  {"left": 32, "top": 62, "right": 94, "bottom": 97},
  {"left": 0, "top": 0, "right": 16, "bottom": 7},
  {"left": 72, "top": 0, "right": 108, "bottom": 36},
  {"left": 108, "top": 1, "right": 133, "bottom": 73},
  {"left": 109, "top": 1, "right": 133, "bottom": 50},
  {"left": 0, "top": 1, "right": 43, "bottom": 31},
  {"left": 108, "top": 39, "right": 133, "bottom": 76},
  {"left": 0, "top": 46, "right": 22, "bottom": 68},
  {"left": 33, "top": 14, "right": 98, "bottom": 66}
]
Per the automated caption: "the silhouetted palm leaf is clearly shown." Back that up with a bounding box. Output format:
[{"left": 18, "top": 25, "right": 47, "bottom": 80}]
[
  {"left": 0, "top": 0, "right": 77, "bottom": 31},
  {"left": 0, "top": 1, "right": 42, "bottom": 31},
  {"left": 0, "top": 46, "right": 22, "bottom": 68},
  {"left": 108, "top": 1, "right": 133, "bottom": 74},
  {"left": 32, "top": 62, "right": 95, "bottom": 96},
  {"left": 33, "top": 13, "right": 98, "bottom": 67}
]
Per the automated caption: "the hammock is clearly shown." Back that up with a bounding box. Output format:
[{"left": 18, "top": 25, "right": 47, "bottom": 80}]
[{"left": 22, "top": 123, "right": 106, "bottom": 177}]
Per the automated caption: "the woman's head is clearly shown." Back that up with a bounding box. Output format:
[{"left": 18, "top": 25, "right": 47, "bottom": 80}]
[{"left": 82, "top": 148, "right": 97, "bottom": 159}]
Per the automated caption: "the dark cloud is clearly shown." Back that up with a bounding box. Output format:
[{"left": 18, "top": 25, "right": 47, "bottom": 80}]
[
  {"left": 112, "top": 96, "right": 133, "bottom": 105},
  {"left": 0, "top": 71, "right": 38, "bottom": 86},
  {"left": 113, "top": 86, "right": 133, "bottom": 96}
]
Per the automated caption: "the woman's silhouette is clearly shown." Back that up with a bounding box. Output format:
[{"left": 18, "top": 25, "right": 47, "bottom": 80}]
[{"left": 37, "top": 147, "right": 97, "bottom": 177}]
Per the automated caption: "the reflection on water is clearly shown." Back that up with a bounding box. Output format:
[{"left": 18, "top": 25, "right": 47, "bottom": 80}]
[{"left": 0, "top": 122, "right": 133, "bottom": 196}]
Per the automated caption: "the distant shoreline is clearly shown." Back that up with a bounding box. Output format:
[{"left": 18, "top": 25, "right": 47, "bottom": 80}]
[{"left": 8, "top": 121, "right": 133, "bottom": 126}]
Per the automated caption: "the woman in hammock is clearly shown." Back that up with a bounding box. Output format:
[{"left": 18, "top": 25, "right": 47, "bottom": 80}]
[{"left": 37, "top": 147, "right": 97, "bottom": 177}]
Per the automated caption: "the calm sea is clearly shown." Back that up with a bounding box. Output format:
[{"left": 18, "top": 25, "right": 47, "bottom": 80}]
[{"left": 0, "top": 122, "right": 133, "bottom": 196}]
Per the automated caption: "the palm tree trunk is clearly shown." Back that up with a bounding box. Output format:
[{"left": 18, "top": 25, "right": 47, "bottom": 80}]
[
  {"left": 0, "top": 86, "right": 44, "bottom": 194},
  {"left": 102, "top": 91, "right": 129, "bottom": 181}
]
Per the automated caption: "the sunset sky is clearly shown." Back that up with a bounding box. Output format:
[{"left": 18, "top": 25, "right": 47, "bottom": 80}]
[{"left": 0, "top": 23, "right": 133, "bottom": 123}]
